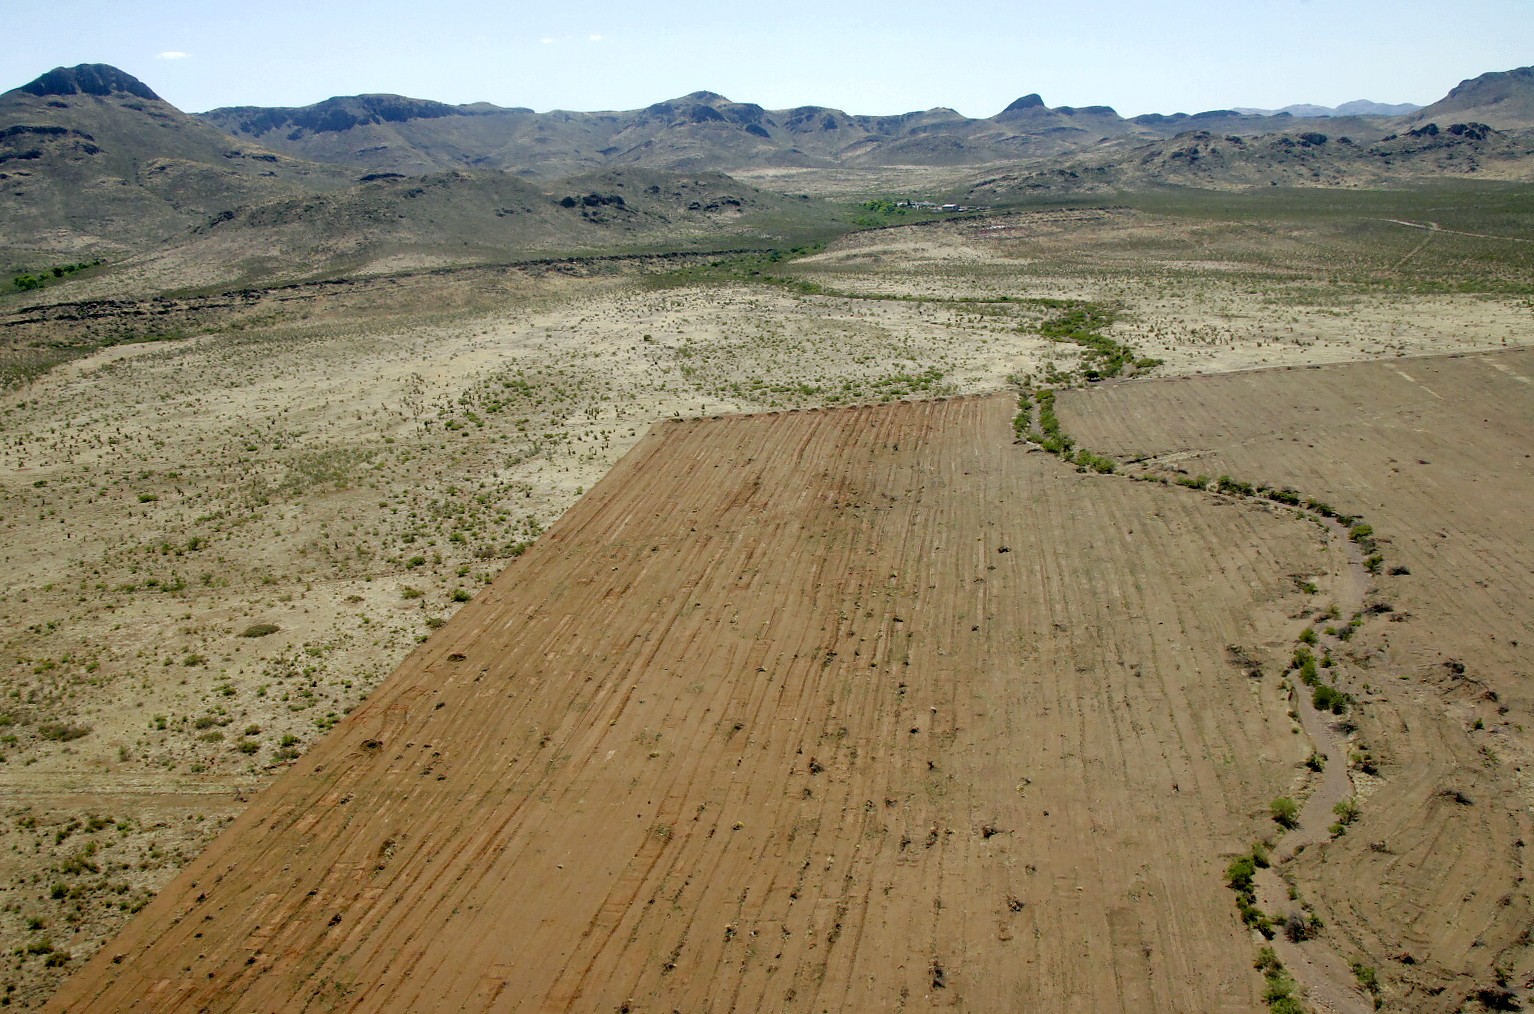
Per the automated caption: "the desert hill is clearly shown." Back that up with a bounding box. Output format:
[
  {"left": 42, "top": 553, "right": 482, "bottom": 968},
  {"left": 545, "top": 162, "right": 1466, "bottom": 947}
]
[
  {"left": 963, "top": 120, "right": 1534, "bottom": 198},
  {"left": 0, "top": 65, "right": 353, "bottom": 256},
  {"left": 123, "top": 166, "right": 823, "bottom": 289},
  {"left": 1411, "top": 65, "right": 1534, "bottom": 129}
]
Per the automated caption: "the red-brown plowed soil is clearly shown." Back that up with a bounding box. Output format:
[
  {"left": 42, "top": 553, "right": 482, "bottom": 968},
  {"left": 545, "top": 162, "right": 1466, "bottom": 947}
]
[
  {"left": 50, "top": 394, "right": 1330, "bottom": 1012},
  {"left": 1061, "top": 349, "right": 1534, "bottom": 1009}
]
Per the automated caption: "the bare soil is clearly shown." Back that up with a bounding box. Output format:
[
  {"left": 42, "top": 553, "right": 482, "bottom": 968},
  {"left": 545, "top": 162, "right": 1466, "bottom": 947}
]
[
  {"left": 48, "top": 395, "right": 1332, "bottom": 1011},
  {"left": 1061, "top": 348, "right": 1534, "bottom": 1011}
]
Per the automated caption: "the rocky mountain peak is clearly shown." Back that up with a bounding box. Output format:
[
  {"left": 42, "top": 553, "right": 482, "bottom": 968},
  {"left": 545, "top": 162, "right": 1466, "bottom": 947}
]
[{"left": 15, "top": 64, "right": 160, "bottom": 101}]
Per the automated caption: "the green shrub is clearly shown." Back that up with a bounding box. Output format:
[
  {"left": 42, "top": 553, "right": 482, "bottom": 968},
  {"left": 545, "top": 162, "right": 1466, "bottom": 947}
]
[
  {"left": 241, "top": 622, "right": 280, "bottom": 638},
  {"left": 1313, "top": 684, "right": 1351, "bottom": 714},
  {"left": 1351, "top": 962, "right": 1380, "bottom": 1001},
  {"left": 1074, "top": 450, "right": 1116, "bottom": 474},
  {"left": 1270, "top": 796, "right": 1300, "bottom": 829}
]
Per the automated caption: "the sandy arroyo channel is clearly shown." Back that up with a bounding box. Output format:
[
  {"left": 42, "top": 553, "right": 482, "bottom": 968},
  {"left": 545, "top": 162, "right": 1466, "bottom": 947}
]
[{"left": 48, "top": 394, "right": 1333, "bottom": 1012}]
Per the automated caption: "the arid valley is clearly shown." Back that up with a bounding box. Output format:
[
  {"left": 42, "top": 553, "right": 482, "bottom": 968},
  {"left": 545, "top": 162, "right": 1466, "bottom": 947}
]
[{"left": 2, "top": 56, "right": 1533, "bottom": 1012}]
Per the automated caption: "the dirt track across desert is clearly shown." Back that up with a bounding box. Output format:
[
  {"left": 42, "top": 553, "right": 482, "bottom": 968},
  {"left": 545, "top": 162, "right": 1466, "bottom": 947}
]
[{"left": 48, "top": 393, "right": 1334, "bottom": 1012}]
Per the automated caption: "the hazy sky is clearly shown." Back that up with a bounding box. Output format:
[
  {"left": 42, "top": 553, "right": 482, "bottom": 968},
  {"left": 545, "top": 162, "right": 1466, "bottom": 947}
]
[{"left": 4, "top": 0, "right": 1532, "bottom": 117}]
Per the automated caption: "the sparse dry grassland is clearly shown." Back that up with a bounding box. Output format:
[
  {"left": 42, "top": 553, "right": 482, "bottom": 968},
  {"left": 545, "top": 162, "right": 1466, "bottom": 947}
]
[{"left": 2, "top": 184, "right": 1532, "bottom": 1008}]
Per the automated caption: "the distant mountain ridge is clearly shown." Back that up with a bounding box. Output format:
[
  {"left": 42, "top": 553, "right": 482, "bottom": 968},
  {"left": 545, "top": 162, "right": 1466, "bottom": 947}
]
[
  {"left": 2, "top": 62, "right": 1532, "bottom": 280},
  {"left": 1235, "top": 100, "right": 1423, "bottom": 118},
  {"left": 192, "top": 84, "right": 1418, "bottom": 179}
]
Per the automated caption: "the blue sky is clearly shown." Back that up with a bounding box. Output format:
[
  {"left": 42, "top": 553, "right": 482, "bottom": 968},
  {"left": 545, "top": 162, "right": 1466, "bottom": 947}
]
[{"left": 5, "top": 0, "right": 1531, "bottom": 117}]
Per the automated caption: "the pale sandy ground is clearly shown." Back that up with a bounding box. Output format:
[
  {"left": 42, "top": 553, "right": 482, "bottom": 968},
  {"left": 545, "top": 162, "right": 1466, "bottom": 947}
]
[{"left": 0, "top": 215, "right": 1530, "bottom": 1005}]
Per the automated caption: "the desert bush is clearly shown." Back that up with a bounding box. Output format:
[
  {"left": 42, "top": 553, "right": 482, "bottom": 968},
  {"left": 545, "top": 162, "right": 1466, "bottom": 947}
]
[
  {"left": 1351, "top": 963, "right": 1380, "bottom": 1003},
  {"left": 241, "top": 622, "right": 280, "bottom": 638},
  {"left": 1226, "top": 852, "right": 1271, "bottom": 933},
  {"left": 1074, "top": 450, "right": 1117, "bottom": 474},
  {"left": 1284, "top": 911, "right": 1317, "bottom": 942},
  {"left": 1270, "top": 796, "right": 1300, "bottom": 829},
  {"left": 1313, "top": 684, "right": 1351, "bottom": 714},
  {"left": 37, "top": 722, "right": 90, "bottom": 742},
  {"left": 1256, "top": 947, "right": 1303, "bottom": 1012}
]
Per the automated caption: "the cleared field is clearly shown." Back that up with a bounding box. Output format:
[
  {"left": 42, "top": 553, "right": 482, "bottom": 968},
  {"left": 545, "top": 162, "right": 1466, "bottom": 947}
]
[
  {"left": 50, "top": 394, "right": 1331, "bottom": 1012},
  {"left": 1062, "top": 349, "right": 1534, "bottom": 1010}
]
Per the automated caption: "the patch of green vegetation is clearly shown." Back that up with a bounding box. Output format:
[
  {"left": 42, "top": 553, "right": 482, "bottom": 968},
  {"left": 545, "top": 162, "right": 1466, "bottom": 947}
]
[
  {"left": 11, "top": 259, "right": 103, "bottom": 292},
  {"left": 1035, "top": 303, "right": 1144, "bottom": 381},
  {"left": 1257, "top": 946, "right": 1305, "bottom": 1014},
  {"left": 1073, "top": 449, "right": 1117, "bottom": 474},
  {"left": 1330, "top": 797, "right": 1360, "bottom": 838},
  {"left": 650, "top": 245, "right": 827, "bottom": 292},
  {"left": 1351, "top": 961, "right": 1380, "bottom": 1007},
  {"left": 1312, "top": 683, "right": 1352, "bottom": 715},
  {"left": 1226, "top": 846, "right": 1274, "bottom": 936}
]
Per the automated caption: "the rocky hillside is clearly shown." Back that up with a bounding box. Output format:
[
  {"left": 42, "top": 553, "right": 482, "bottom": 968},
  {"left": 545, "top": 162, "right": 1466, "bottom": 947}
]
[
  {"left": 964, "top": 120, "right": 1534, "bottom": 198},
  {"left": 0, "top": 65, "right": 352, "bottom": 255},
  {"left": 1410, "top": 66, "right": 1534, "bottom": 130}
]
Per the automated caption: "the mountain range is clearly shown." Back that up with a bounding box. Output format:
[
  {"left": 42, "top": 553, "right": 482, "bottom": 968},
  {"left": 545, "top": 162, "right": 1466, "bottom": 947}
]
[
  {"left": 2, "top": 63, "right": 1532, "bottom": 289},
  {"left": 1235, "top": 100, "right": 1422, "bottom": 118}
]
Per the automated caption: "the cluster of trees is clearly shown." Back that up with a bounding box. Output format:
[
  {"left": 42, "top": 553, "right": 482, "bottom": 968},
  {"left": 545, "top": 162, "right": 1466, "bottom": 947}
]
[{"left": 11, "top": 258, "right": 102, "bottom": 291}]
